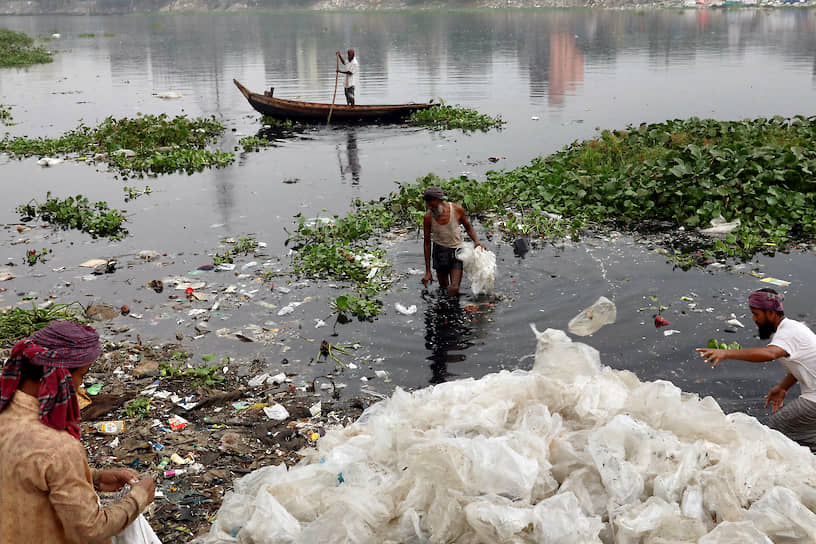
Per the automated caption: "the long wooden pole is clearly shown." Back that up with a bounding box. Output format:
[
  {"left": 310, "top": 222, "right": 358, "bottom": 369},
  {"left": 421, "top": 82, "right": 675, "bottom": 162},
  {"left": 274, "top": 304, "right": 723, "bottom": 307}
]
[{"left": 327, "top": 56, "right": 339, "bottom": 125}]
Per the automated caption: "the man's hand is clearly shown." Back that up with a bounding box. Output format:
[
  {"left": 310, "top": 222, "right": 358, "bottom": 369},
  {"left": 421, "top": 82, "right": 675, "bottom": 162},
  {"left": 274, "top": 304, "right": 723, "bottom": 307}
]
[
  {"left": 696, "top": 348, "right": 728, "bottom": 368},
  {"left": 422, "top": 271, "right": 433, "bottom": 288},
  {"left": 474, "top": 242, "right": 486, "bottom": 251},
  {"left": 96, "top": 468, "right": 139, "bottom": 492},
  {"left": 765, "top": 386, "right": 787, "bottom": 413},
  {"left": 133, "top": 477, "right": 157, "bottom": 504}
]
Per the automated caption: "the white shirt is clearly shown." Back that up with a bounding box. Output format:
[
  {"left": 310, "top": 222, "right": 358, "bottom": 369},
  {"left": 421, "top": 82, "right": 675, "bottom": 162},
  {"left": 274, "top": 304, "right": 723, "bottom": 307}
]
[
  {"left": 342, "top": 57, "right": 358, "bottom": 89},
  {"left": 769, "top": 318, "right": 816, "bottom": 403}
]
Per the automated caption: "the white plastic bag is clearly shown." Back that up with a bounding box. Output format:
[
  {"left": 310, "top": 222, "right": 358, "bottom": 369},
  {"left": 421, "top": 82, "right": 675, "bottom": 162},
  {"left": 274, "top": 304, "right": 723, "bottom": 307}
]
[
  {"left": 113, "top": 514, "right": 162, "bottom": 544},
  {"left": 455, "top": 245, "right": 496, "bottom": 295},
  {"left": 567, "top": 296, "right": 616, "bottom": 336}
]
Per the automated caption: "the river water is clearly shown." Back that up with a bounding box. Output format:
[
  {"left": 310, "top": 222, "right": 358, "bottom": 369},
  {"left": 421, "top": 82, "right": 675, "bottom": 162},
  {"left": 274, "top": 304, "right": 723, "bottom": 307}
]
[{"left": 1, "top": 9, "right": 816, "bottom": 420}]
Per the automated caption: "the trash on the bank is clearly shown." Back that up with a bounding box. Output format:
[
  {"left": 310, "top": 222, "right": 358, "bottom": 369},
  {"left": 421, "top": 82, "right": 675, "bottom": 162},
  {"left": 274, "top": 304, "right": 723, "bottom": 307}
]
[
  {"left": 309, "top": 402, "right": 321, "bottom": 417},
  {"left": 168, "top": 415, "right": 190, "bottom": 431},
  {"left": 531, "top": 115, "right": 540, "bottom": 120},
  {"left": 568, "top": 296, "right": 617, "bottom": 336},
  {"left": 86, "top": 383, "right": 102, "bottom": 396},
  {"left": 314, "top": 319, "right": 327, "bottom": 328},
  {"left": 277, "top": 306, "right": 294, "bottom": 316},
  {"left": 727, "top": 318, "right": 745, "bottom": 328},
  {"left": 269, "top": 373, "right": 287, "bottom": 385},
  {"left": 760, "top": 277, "right": 790, "bottom": 287},
  {"left": 156, "top": 91, "right": 182, "bottom": 99},
  {"left": 188, "top": 308, "right": 208, "bottom": 317},
  {"left": 248, "top": 373, "right": 270, "bottom": 388},
  {"left": 147, "top": 280, "right": 164, "bottom": 293},
  {"left": 278, "top": 286, "right": 291, "bottom": 294},
  {"left": 92, "top": 420, "right": 125, "bottom": 435},
  {"left": 139, "top": 250, "right": 160, "bottom": 261},
  {"left": 700, "top": 215, "right": 740, "bottom": 235},
  {"left": 263, "top": 404, "right": 290, "bottom": 421},
  {"left": 80, "top": 259, "right": 109, "bottom": 268},
  {"left": 201, "top": 327, "right": 816, "bottom": 544},
  {"left": 456, "top": 245, "right": 496, "bottom": 295},
  {"left": 513, "top": 237, "right": 530, "bottom": 258},
  {"left": 170, "top": 452, "right": 193, "bottom": 465},
  {"left": 395, "top": 303, "right": 417, "bottom": 316},
  {"left": 164, "top": 469, "right": 186, "bottom": 477},
  {"left": 216, "top": 263, "right": 236, "bottom": 271},
  {"left": 650, "top": 314, "right": 670, "bottom": 328},
  {"left": 0, "top": 269, "right": 13, "bottom": 282},
  {"left": 374, "top": 370, "right": 388, "bottom": 379},
  {"left": 86, "top": 304, "right": 121, "bottom": 321},
  {"left": 663, "top": 329, "right": 681, "bottom": 336},
  {"left": 113, "top": 149, "right": 136, "bottom": 158},
  {"left": 37, "top": 157, "right": 63, "bottom": 167}
]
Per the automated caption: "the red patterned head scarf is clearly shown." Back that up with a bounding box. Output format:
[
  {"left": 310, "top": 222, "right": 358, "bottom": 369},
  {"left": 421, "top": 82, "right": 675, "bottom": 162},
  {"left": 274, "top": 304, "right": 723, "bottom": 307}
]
[
  {"left": 748, "top": 290, "right": 784, "bottom": 313},
  {"left": 0, "top": 321, "right": 101, "bottom": 440}
]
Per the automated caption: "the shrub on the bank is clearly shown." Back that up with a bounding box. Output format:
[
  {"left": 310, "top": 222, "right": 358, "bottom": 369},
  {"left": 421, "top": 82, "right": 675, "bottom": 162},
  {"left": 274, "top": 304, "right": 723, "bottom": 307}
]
[{"left": 0, "top": 28, "right": 53, "bottom": 68}]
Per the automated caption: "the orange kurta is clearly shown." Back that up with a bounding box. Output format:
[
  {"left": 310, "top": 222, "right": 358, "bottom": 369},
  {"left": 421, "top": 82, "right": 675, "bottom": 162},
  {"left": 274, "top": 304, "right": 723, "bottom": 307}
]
[{"left": 0, "top": 391, "right": 150, "bottom": 543}]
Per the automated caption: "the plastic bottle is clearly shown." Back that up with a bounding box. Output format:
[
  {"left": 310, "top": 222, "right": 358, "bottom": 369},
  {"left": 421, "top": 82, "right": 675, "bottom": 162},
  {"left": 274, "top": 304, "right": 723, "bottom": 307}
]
[
  {"left": 164, "top": 469, "right": 186, "bottom": 477},
  {"left": 92, "top": 420, "right": 126, "bottom": 435}
]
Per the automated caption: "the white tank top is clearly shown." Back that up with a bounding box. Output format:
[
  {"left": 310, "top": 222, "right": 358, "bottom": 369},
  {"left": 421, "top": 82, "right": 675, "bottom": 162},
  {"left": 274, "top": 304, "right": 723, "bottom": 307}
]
[{"left": 430, "top": 203, "right": 463, "bottom": 248}]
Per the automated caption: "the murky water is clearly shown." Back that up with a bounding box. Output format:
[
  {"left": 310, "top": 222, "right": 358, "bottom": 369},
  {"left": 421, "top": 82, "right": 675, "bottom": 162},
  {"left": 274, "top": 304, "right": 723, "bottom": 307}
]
[{"left": 2, "top": 9, "right": 816, "bottom": 420}]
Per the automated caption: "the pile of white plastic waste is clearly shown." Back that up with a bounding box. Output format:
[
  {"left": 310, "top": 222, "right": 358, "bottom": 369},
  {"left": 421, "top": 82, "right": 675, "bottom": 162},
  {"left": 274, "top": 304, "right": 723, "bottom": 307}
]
[
  {"left": 196, "top": 327, "right": 816, "bottom": 544},
  {"left": 455, "top": 245, "right": 496, "bottom": 295}
]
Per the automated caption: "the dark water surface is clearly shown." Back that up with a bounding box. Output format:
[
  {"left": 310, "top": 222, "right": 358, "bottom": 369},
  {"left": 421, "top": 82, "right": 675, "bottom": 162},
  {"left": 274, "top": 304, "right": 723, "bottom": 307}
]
[{"left": 2, "top": 9, "right": 816, "bottom": 419}]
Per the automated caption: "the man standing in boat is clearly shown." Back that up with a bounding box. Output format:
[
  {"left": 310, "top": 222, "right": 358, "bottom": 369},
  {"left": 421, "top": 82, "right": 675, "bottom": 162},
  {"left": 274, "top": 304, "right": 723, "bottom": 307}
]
[
  {"left": 422, "top": 187, "right": 485, "bottom": 297},
  {"left": 336, "top": 49, "right": 358, "bottom": 106}
]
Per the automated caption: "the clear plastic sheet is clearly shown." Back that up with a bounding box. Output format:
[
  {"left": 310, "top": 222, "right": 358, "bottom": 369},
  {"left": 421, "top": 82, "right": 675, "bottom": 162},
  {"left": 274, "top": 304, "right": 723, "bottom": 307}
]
[
  {"left": 455, "top": 245, "right": 496, "bottom": 295},
  {"left": 196, "top": 327, "right": 816, "bottom": 544}
]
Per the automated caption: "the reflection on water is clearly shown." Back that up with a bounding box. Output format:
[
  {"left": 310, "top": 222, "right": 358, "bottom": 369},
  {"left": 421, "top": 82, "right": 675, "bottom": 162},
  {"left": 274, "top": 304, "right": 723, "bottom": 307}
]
[
  {"left": 338, "top": 129, "right": 361, "bottom": 185},
  {"left": 423, "top": 291, "right": 494, "bottom": 385}
]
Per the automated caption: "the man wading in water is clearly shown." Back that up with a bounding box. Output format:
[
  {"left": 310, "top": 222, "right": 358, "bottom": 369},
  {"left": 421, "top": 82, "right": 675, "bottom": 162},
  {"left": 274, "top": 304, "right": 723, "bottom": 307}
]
[
  {"left": 422, "top": 187, "right": 485, "bottom": 296},
  {"left": 697, "top": 288, "right": 816, "bottom": 452}
]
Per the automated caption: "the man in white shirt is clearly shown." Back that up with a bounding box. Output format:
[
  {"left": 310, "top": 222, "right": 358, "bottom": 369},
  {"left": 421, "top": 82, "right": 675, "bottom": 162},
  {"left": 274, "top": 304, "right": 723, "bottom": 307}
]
[
  {"left": 697, "top": 288, "right": 816, "bottom": 451},
  {"left": 337, "top": 49, "right": 358, "bottom": 106}
]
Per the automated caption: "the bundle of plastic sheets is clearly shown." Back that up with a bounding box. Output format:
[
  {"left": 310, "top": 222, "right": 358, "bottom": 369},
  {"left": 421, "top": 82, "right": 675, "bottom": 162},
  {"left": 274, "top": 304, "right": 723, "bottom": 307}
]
[{"left": 196, "top": 326, "right": 816, "bottom": 544}]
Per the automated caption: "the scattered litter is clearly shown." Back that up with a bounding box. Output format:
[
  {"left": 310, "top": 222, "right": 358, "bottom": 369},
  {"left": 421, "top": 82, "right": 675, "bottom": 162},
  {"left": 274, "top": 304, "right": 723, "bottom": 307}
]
[
  {"left": 263, "top": 404, "right": 290, "bottom": 421},
  {"left": 216, "top": 263, "right": 236, "bottom": 271},
  {"left": 654, "top": 315, "right": 671, "bottom": 328},
  {"left": 568, "top": 296, "right": 617, "bottom": 336},
  {"left": 531, "top": 115, "right": 540, "bottom": 120},
  {"left": 248, "top": 373, "right": 270, "bottom": 388},
  {"left": 727, "top": 318, "right": 745, "bottom": 328},
  {"left": 269, "top": 373, "right": 287, "bottom": 385},
  {"left": 80, "top": 259, "right": 109, "bottom": 268},
  {"left": 168, "top": 415, "right": 190, "bottom": 431},
  {"left": 36, "top": 157, "right": 63, "bottom": 167},
  {"left": 663, "top": 329, "right": 681, "bottom": 336},
  {"left": 309, "top": 402, "right": 321, "bottom": 417},
  {"left": 155, "top": 91, "right": 182, "bottom": 99},
  {"left": 92, "top": 420, "right": 125, "bottom": 435},
  {"left": 188, "top": 308, "right": 208, "bottom": 317},
  {"left": 701, "top": 215, "right": 740, "bottom": 235},
  {"left": 138, "top": 250, "right": 160, "bottom": 261},
  {"left": 394, "top": 303, "right": 417, "bottom": 316},
  {"left": 277, "top": 306, "right": 294, "bottom": 316},
  {"left": 314, "top": 319, "right": 326, "bottom": 328},
  {"left": 760, "top": 277, "right": 791, "bottom": 287}
]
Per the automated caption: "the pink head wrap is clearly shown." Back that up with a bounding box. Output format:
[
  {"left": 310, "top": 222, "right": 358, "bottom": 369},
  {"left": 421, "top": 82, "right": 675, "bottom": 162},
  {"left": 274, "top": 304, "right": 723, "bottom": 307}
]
[
  {"left": 0, "top": 321, "right": 100, "bottom": 439},
  {"left": 748, "top": 290, "right": 784, "bottom": 312}
]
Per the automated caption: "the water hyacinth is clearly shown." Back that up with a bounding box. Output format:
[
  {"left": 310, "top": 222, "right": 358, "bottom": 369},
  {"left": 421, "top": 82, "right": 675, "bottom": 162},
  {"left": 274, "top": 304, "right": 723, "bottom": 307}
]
[{"left": 0, "top": 28, "right": 53, "bottom": 68}]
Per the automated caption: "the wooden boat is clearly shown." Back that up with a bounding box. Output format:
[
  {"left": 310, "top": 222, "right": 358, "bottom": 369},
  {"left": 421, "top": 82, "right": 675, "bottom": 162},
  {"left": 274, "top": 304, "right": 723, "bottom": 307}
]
[{"left": 233, "top": 79, "right": 433, "bottom": 122}]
